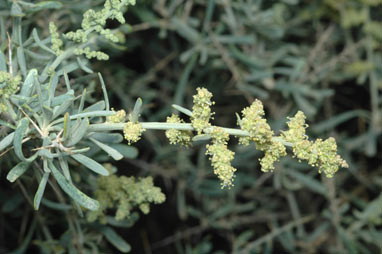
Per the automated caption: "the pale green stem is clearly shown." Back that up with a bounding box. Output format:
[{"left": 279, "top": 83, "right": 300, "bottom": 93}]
[{"left": 87, "top": 122, "right": 293, "bottom": 147}]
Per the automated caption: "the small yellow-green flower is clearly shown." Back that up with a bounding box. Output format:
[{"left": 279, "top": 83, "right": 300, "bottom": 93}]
[
  {"left": 165, "top": 114, "right": 193, "bottom": 146},
  {"left": 123, "top": 121, "right": 145, "bottom": 145},
  {"left": 87, "top": 174, "right": 165, "bottom": 223},
  {"left": 0, "top": 71, "right": 21, "bottom": 112},
  {"left": 206, "top": 127, "right": 237, "bottom": 189},
  {"left": 259, "top": 141, "right": 286, "bottom": 172},
  {"left": 107, "top": 108, "right": 126, "bottom": 123},
  {"left": 282, "top": 111, "right": 348, "bottom": 177},
  {"left": 238, "top": 100, "right": 274, "bottom": 146},
  {"left": 191, "top": 87, "right": 215, "bottom": 134},
  {"left": 49, "top": 22, "right": 63, "bottom": 55}
]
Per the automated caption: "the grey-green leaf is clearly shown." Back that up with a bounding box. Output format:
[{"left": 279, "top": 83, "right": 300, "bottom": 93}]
[
  {"left": 109, "top": 144, "right": 138, "bottom": 159},
  {"left": 84, "top": 101, "right": 105, "bottom": 112},
  {"left": 6, "top": 161, "right": 30, "bottom": 182},
  {"left": 20, "top": 69, "right": 37, "bottom": 97},
  {"left": 172, "top": 104, "right": 192, "bottom": 116},
  {"left": 99, "top": 226, "right": 131, "bottom": 253},
  {"left": 131, "top": 98, "right": 143, "bottom": 122},
  {"left": 90, "top": 137, "right": 123, "bottom": 160},
  {"left": 65, "top": 118, "right": 89, "bottom": 147},
  {"left": 71, "top": 154, "right": 109, "bottom": 176},
  {"left": 89, "top": 132, "right": 123, "bottom": 144},
  {"left": 34, "top": 172, "right": 50, "bottom": 210},
  {"left": 14, "top": 118, "right": 37, "bottom": 162},
  {"left": 0, "top": 132, "right": 15, "bottom": 151},
  {"left": 49, "top": 160, "right": 99, "bottom": 211}
]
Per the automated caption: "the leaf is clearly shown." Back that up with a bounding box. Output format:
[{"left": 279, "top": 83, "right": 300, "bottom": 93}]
[
  {"left": 84, "top": 101, "right": 105, "bottom": 112},
  {"left": 14, "top": 118, "right": 38, "bottom": 162},
  {"left": 20, "top": 69, "right": 37, "bottom": 97},
  {"left": 99, "top": 226, "right": 131, "bottom": 253},
  {"left": 171, "top": 17, "right": 200, "bottom": 43},
  {"left": 312, "top": 110, "right": 370, "bottom": 133},
  {"left": 34, "top": 172, "right": 50, "bottom": 210},
  {"left": 192, "top": 134, "right": 211, "bottom": 142},
  {"left": 17, "top": 47, "right": 27, "bottom": 77},
  {"left": 52, "top": 99, "right": 73, "bottom": 119},
  {"left": 0, "top": 52, "right": 6, "bottom": 71},
  {"left": 286, "top": 169, "right": 327, "bottom": 196},
  {"left": 130, "top": 98, "right": 143, "bottom": 122},
  {"left": 98, "top": 73, "right": 109, "bottom": 111},
  {"left": 65, "top": 118, "right": 89, "bottom": 147},
  {"left": 0, "top": 132, "right": 15, "bottom": 151},
  {"left": 172, "top": 104, "right": 193, "bottom": 116},
  {"left": 89, "top": 132, "right": 123, "bottom": 143},
  {"left": 32, "top": 28, "right": 56, "bottom": 54},
  {"left": 71, "top": 154, "right": 109, "bottom": 176},
  {"left": 63, "top": 112, "right": 71, "bottom": 141},
  {"left": 49, "top": 160, "right": 99, "bottom": 211},
  {"left": 6, "top": 161, "right": 30, "bottom": 182},
  {"left": 51, "top": 90, "right": 75, "bottom": 107},
  {"left": 11, "top": 2, "right": 24, "bottom": 17},
  {"left": 20, "top": 1, "right": 63, "bottom": 13},
  {"left": 237, "top": 83, "right": 269, "bottom": 100},
  {"left": 90, "top": 138, "right": 123, "bottom": 160},
  {"left": 109, "top": 144, "right": 138, "bottom": 159},
  {"left": 41, "top": 198, "right": 72, "bottom": 211}
]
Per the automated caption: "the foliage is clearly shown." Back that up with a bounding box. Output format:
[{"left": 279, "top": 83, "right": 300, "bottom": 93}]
[{"left": 0, "top": 0, "right": 381, "bottom": 253}]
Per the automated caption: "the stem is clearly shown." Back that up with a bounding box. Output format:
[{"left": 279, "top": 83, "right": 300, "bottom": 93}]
[
  {"left": 40, "top": 47, "right": 75, "bottom": 82},
  {"left": 87, "top": 122, "right": 293, "bottom": 147}
]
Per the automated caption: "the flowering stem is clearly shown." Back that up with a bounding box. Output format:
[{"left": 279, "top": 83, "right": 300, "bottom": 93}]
[{"left": 87, "top": 122, "right": 293, "bottom": 147}]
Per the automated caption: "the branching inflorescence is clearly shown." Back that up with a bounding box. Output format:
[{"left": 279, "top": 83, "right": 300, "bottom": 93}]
[
  {"left": 65, "top": 0, "right": 136, "bottom": 60},
  {"left": 116, "top": 87, "right": 348, "bottom": 188}
]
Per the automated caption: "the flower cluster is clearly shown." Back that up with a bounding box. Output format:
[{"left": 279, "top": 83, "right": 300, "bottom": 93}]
[
  {"left": 49, "top": 22, "right": 63, "bottom": 55},
  {"left": 259, "top": 141, "right": 286, "bottom": 172},
  {"left": 282, "top": 111, "right": 348, "bottom": 177},
  {"left": 88, "top": 174, "right": 165, "bottom": 223},
  {"left": 238, "top": 100, "right": 274, "bottom": 147},
  {"left": 165, "top": 114, "right": 193, "bottom": 146},
  {"left": 65, "top": 0, "right": 136, "bottom": 59},
  {"left": 0, "top": 71, "right": 21, "bottom": 111},
  {"left": 73, "top": 47, "right": 109, "bottom": 60},
  {"left": 107, "top": 108, "right": 126, "bottom": 123},
  {"left": 123, "top": 119, "right": 145, "bottom": 145},
  {"left": 206, "top": 127, "right": 237, "bottom": 189},
  {"left": 191, "top": 87, "right": 214, "bottom": 134},
  {"left": 237, "top": 100, "right": 286, "bottom": 172}
]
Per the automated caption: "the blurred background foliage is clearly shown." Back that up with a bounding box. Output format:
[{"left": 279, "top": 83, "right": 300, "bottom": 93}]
[{"left": 1, "top": 0, "right": 381, "bottom": 253}]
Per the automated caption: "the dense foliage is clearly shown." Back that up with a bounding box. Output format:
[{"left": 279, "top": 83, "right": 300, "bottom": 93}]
[{"left": 0, "top": 0, "right": 381, "bottom": 253}]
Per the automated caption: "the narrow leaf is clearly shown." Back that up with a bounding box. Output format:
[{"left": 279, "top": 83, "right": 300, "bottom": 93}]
[
  {"left": 172, "top": 104, "right": 192, "bottom": 116},
  {"left": 34, "top": 172, "right": 50, "bottom": 210},
  {"left": 71, "top": 154, "right": 109, "bottom": 176},
  {"left": 32, "top": 28, "right": 56, "bottom": 54},
  {"left": 0, "top": 132, "right": 15, "bottom": 151},
  {"left": 99, "top": 226, "right": 131, "bottom": 253},
  {"left": 109, "top": 144, "right": 138, "bottom": 159},
  {"left": 131, "top": 98, "right": 142, "bottom": 122},
  {"left": 14, "top": 118, "right": 37, "bottom": 162},
  {"left": 98, "top": 73, "right": 109, "bottom": 111},
  {"left": 90, "top": 137, "right": 123, "bottom": 160},
  {"left": 83, "top": 101, "right": 105, "bottom": 112},
  {"left": 286, "top": 169, "right": 327, "bottom": 196},
  {"left": 89, "top": 132, "right": 123, "bottom": 144},
  {"left": 63, "top": 112, "right": 70, "bottom": 141},
  {"left": 49, "top": 160, "right": 99, "bottom": 211},
  {"left": 20, "top": 69, "right": 37, "bottom": 97},
  {"left": 65, "top": 118, "right": 89, "bottom": 146},
  {"left": 17, "top": 47, "right": 27, "bottom": 77},
  {"left": 6, "top": 161, "right": 30, "bottom": 182}
]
